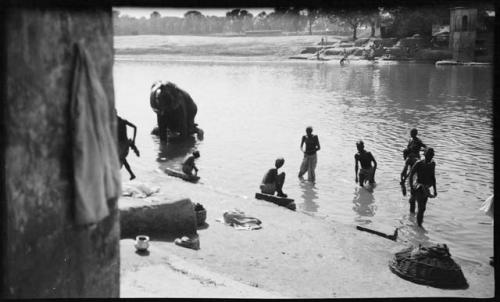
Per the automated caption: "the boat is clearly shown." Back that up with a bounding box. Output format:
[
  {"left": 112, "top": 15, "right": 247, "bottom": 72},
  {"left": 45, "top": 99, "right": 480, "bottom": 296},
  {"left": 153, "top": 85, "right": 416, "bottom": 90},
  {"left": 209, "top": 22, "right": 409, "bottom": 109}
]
[
  {"left": 164, "top": 167, "right": 200, "bottom": 183},
  {"left": 435, "top": 60, "right": 491, "bottom": 66},
  {"left": 255, "top": 192, "right": 296, "bottom": 210}
]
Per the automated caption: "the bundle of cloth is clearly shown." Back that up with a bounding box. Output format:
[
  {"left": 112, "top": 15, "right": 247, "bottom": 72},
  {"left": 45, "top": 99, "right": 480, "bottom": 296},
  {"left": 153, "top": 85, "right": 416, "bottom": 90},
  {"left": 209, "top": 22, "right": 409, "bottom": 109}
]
[
  {"left": 122, "top": 182, "right": 160, "bottom": 198},
  {"left": 479, "top": 195, "right": 494, "bottom": 219},
  {"left": 219, "top": 209, "right": 262, "bottom": 230}
]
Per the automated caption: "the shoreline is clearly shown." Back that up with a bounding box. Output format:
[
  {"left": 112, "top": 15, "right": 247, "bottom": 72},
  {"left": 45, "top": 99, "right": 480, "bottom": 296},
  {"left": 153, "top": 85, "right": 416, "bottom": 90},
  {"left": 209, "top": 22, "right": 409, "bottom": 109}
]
[{"left": 119, "top": 178, "right": 494, "bottom": 298}]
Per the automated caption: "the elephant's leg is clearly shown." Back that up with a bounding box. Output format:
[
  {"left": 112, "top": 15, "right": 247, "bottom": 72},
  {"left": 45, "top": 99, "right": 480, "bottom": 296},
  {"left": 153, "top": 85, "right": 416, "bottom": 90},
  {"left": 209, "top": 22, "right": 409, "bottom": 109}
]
[
  {"left": 187, "top": 106, "right": 198, "bottom": 134},
  {"left": 185, "top": 96, "right": 198, "bottom": 134},
  {"left": 178, "top": 113, "right": 189, "bottom": 138},
  {"left": 157, "top": 113, "right": 168, "bottom": 141}
]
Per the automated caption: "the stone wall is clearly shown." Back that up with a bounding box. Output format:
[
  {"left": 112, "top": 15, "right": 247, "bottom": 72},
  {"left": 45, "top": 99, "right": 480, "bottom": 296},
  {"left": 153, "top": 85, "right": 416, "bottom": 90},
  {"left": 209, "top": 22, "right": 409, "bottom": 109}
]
[{"left": 2, "top": 4, "right": 119, "bottom": 298}]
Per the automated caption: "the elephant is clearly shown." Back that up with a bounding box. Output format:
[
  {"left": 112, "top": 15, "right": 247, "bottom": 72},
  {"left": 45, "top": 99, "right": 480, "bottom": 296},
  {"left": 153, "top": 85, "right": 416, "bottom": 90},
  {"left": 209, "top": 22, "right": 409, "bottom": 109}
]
[{"left": 150, "top": 81, "right": 200, "bottom": 141}]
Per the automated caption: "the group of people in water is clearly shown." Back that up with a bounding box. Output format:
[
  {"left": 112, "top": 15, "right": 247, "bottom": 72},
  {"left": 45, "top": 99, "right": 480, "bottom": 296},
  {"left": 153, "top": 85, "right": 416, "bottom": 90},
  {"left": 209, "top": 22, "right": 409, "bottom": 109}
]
[
  {"left": 117, "top": 114, "right": 435, "bottom": 228},
  {"left": 259, "top": 126, "right": 436, "bottom": 228}
]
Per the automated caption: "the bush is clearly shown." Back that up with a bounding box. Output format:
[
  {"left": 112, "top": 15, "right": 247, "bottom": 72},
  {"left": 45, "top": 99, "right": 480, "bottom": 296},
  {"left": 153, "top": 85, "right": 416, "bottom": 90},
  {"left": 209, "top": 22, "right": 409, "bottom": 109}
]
[
  {"left": 324, "top": 48, "right": 343, "bottom": 56},
  {"left": 352, "top": 48, "right": 365, "bottom": 56},
  {"left": 386, "top": 46, "right": 405, "bottom": 57},
  {"left": 301, "top": 46, "right": 321, "bottom": 54},
  {"left": 354, "top": 38, "right": 370, "bottom": 46},
  {"left": 380, "top": 38, "right": 398, "bottom": 47}
]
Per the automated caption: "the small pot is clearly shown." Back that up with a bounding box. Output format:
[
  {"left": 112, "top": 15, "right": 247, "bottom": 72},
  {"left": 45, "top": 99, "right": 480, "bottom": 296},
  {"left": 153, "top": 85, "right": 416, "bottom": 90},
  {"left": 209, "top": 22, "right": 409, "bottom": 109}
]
[{"left": 135, "top": 235, "right": 150, "bottom": 251}]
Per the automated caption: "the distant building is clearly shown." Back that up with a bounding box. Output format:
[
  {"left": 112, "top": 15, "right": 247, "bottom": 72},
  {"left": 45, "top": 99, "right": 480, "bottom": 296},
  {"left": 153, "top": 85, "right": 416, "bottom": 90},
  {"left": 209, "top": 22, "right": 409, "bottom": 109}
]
[{"left": 449, "top": 7, "right": 477, "bottom": 61}]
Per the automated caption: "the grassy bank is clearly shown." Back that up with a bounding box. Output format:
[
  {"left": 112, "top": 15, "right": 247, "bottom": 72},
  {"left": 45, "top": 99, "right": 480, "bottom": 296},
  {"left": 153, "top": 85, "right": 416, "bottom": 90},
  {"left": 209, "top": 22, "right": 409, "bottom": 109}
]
[{"left": 114, "top": 35, "right": 342, "bottom": 58}]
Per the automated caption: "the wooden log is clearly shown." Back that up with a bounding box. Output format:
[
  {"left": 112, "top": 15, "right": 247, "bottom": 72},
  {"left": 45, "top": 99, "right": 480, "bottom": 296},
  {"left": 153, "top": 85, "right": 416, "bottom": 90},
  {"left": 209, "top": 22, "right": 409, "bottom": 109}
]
[
  {"left": 356, "top": 225, "right": 399, "bottom": 241},
  {"left": 255, "top": 193, "right": 296, "bottom": 211},
  {"left": 164, "top": 168, "right": 200, "bottom": 183},
  {"left": 120, "top": 198, "right": 197, "bottom": 239}
]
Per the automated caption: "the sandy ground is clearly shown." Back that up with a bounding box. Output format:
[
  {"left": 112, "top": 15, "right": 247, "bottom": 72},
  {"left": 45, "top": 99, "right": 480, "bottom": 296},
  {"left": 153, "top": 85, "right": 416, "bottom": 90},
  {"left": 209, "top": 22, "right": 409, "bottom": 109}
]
[
  {"left": 119, "top": 177, "right": 495, "bottom": 298},
  {"left": 120, "top": 239, "right": 283, "bottom": 298}
]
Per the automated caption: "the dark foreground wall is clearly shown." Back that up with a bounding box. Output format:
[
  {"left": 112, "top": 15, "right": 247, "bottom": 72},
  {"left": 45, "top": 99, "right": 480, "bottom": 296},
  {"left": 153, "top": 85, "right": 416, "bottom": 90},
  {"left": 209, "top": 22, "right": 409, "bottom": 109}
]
[{"left": 2, "top": 4, "right": 119, "bottom": 298}]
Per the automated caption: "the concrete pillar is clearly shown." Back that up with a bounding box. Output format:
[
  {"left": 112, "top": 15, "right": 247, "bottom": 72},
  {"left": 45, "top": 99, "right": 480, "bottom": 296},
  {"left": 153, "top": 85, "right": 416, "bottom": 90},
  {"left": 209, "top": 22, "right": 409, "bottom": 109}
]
[{"left": 2, "top": 2, "right": 119, "bottom": 298}]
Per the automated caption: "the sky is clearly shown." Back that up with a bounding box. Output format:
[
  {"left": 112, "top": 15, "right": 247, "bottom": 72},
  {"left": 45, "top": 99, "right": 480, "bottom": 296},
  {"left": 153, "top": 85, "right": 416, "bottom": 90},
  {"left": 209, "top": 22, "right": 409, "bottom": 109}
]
[{"left": 116, "top": 7, "right": 274, "bottom": 18}]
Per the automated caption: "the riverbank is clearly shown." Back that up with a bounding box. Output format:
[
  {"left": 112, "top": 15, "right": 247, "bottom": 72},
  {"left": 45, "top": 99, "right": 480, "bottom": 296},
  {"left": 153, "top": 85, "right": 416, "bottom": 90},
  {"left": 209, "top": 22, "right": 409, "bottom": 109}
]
[
  {"left": 113, "top": 34, "right": 340, "bottom": 58},
  {"left": 119, "top": 177, "right": 494, "bottom": 298}
]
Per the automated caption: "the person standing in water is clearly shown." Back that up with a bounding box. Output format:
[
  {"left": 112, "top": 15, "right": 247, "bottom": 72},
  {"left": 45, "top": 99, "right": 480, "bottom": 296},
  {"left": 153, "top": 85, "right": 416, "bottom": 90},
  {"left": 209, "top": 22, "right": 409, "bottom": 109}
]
[
  {"left": 405, "top": 128, "right": 427, "bottom": 161},
  {"left": 260, "top": 157, "right": 288, "bottom": 198},
  {"left": 408, "top": 147, "right": 437, "bottom": 227},
  {"left": 354, "top": 140, "right": 377, "bottom": 187},
  {"left": 117, "top": 115, "right": 139, "bottom": 180},
  {"left": 340, "top": 48, "right": 350, "bottom": 65},
  {"left": 298, "top": 126, "right": 321, "bottom": 181},
  {"left": 400, "top": 128, "right": 427, "bottom": 195}
]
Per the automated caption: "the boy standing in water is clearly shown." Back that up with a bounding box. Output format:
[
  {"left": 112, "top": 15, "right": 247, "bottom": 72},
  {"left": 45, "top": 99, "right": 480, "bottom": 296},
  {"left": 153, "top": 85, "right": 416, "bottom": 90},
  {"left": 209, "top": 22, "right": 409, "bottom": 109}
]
[
  {"left": 260, "top": 157, "right": 288, "bottom": 198},
  {"left": 118, "top": 115, "right": 139, "bottom": 180},
  {"left": 298, "top": 126, "right": 321, "bottom": 181},
  {"left": 406, "top": 128, "right": 426, "bottom": 160},
  {"left": 354, "top": 140, "right": 377, "bottom": 186},
  {"left": 408, "top": 148, "right": 437, "bottom": 227},
  {"left": 400, "top": 128, "right": 427, "bottom": 194},
  {"left": 182, "top": 151, "right": 200, "bottom": 176}
]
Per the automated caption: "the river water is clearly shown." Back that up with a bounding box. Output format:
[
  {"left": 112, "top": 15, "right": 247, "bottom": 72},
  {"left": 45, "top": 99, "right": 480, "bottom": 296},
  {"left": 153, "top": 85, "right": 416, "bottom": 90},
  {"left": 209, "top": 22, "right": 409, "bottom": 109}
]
[{"left": 114, "top": 36, "right": 493, "bottom": 267}]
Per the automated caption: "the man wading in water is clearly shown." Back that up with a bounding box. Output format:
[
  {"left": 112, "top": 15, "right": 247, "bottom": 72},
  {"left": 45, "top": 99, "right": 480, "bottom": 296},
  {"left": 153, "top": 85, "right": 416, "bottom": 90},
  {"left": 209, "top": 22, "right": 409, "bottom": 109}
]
[
  {"left": 260, "top": 157, "right": 288, "bottom": 198},
  {"left": 298, "top": 126, "right": 321, "bottom": 181},
  {"left": 400, "top": 128, "right": 427, "bottom": 195},
  {"left": 408, "top": 148, "right": 437, "bottom": 227},
  {"left": 354, "top": 140, "right": 377, "bottom": 187}
]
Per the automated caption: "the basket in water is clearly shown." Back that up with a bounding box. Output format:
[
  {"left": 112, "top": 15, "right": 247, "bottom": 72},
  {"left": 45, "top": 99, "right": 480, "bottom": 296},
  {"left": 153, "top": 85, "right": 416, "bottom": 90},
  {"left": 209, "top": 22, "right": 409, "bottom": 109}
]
[{"left": 389, "top": 244, "right": 468, "bottom": 289}]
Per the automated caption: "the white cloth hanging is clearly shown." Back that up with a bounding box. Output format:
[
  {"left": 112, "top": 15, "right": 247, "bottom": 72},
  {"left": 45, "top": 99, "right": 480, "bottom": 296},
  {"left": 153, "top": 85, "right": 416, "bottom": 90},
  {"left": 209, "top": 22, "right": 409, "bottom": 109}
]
[
  {"left": 480, "top": 195, "right": 494, "bottom": 220},
  {"left": 70, "top": 42, "right": 121, "bottom": 225}
]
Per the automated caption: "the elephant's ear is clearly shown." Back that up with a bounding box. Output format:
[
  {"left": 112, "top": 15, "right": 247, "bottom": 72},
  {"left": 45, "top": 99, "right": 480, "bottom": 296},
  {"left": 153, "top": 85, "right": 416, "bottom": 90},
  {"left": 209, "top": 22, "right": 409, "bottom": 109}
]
[
  {"left": 151, "top": 81, "right": 163, "bottom": 92},
  {"left": 150, "top": 83, "right": 163, "bottom": 112}
]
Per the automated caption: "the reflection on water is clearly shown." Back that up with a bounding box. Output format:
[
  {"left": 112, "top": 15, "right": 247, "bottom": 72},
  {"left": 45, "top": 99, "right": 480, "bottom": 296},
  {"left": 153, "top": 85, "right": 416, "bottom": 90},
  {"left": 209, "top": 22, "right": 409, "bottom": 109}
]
[
  {"left": 299, "top": 180, "right": 319, "bottom": 212},
  {"left": 155, "top": 135, "right": 199, "bottom": 175},
  {"left": 156, "top": 136, "right": 197, "bottom": 161},
  {"left": 115, "top": 56, "right": 493, "bottom": 263},
  {"left": 398, "top": 214, "right": 431, "bottom": 247},
  {"left": 352, "top": 186, "right": 377, "bottom": 223}
]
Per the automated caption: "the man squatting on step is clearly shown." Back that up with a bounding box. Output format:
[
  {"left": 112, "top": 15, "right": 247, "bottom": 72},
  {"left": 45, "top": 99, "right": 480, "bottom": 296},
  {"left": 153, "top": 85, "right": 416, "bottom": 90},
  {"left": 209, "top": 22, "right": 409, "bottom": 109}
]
[
  {"left": 260, "top": 157, "right": 288, "bottom": 198},
  {"left": 182, "top": 150, "right": 200, "bottom": 176}
]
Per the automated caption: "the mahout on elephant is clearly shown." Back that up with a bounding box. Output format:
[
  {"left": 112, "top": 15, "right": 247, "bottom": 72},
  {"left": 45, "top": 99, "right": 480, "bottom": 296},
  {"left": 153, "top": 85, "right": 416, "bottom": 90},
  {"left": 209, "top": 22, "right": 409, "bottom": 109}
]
[{"left": 150, "top": 80, "right": 202, "bottom": 141}]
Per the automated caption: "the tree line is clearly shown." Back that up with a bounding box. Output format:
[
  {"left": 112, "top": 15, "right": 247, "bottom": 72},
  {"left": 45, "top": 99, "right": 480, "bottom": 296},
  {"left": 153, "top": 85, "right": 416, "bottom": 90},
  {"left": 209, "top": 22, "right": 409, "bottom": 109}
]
[
  {"left": 113, "top": 8, "right": 328, "bottom": 36},
  {"left": 113, "top": 5, "right": 493, "bottom": 40}
]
